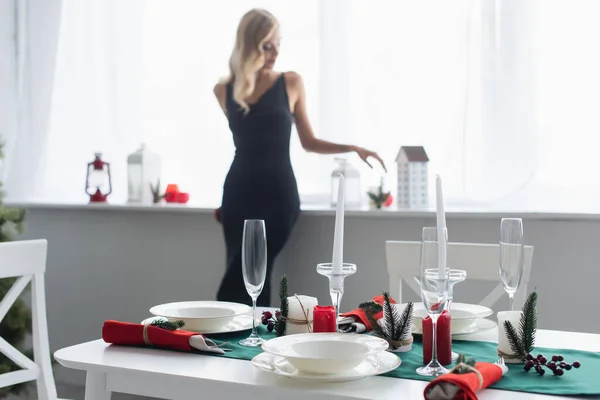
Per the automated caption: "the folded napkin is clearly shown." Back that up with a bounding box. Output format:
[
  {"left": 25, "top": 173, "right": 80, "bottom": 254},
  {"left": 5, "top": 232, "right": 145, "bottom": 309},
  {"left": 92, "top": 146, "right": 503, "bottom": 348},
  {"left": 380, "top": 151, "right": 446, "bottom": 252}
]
[
  {"left": 102, "top": 320, "right": 225, "bottom": 355},
  {"left": 423, "top": 362, "right": 506, "bottom": 400},
  {"left": 338, "top": 295, "right": 396, "bottom": 333}
]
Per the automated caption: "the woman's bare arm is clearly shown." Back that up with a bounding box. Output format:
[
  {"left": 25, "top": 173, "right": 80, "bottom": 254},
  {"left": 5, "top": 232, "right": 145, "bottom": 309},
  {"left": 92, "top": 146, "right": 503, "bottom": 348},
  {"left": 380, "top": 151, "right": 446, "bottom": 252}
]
[{"left": 288, "top": 72, "right": 386, "bottom": 170}]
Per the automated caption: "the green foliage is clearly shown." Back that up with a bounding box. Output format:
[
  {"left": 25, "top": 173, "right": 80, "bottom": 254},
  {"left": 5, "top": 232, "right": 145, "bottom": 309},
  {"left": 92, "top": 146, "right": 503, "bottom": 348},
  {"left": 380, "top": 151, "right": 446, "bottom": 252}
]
[
  {"left": 275, "top": 276, "right": 288, "bottom": 337},
  {"left": 452, "top": 353, "right": 477, "bottom": 374},
  {"left": 366, "top": 178, "right": 390, "bottom": 209},
  {"left": 361, "top": 292, "right": 413, "bottom": 349},
  {"left": 520, "top": 291, "right": 538, "bottom": 354},
  {"left": 150, "top": 319, "right": 185, "bottom": 330},
  {"left": 505, "top": 291, "right": 538, "bottom": 359},
  {"left": 0, "top": 141, "right": 30, "bottom": 398},
  {"left": 358, "top": 301, "right": 382, "bottom": 315},
  {"left": 149, "top": 179, "right": 165, "bottom": 204}
]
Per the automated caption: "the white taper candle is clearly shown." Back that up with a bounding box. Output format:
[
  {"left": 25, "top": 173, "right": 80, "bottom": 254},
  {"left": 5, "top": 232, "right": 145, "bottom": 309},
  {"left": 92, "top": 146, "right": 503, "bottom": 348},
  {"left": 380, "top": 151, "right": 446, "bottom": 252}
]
[
  {"left": 332, "top": 173, "right": 345, "bottom": 275},
  {"left": 435, "top": 175, "right": 447, "bottom": 278}
]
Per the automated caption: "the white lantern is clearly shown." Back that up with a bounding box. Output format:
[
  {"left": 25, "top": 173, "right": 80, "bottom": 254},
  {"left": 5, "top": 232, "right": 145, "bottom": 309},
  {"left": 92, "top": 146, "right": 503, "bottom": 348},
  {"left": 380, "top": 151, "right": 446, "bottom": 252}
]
[{"left": 127, "top": 144, "right": 161, "bottom": 204}]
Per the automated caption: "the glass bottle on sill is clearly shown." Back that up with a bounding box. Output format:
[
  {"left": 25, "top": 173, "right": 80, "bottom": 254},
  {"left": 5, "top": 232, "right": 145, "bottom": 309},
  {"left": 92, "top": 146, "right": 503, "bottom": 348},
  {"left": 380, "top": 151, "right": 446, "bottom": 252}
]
[{"left": 331, "top": 158, "right": 361, "bottom": 209}]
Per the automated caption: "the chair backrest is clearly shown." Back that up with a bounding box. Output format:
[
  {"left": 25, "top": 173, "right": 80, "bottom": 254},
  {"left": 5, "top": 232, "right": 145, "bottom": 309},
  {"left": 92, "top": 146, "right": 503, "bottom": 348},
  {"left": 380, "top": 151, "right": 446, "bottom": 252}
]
[
  {"left": 0, "top": 239, "right": 57, "bottom": 399},
  {"left": 385, "top": 241, "right": 534, "bottom": 308}
]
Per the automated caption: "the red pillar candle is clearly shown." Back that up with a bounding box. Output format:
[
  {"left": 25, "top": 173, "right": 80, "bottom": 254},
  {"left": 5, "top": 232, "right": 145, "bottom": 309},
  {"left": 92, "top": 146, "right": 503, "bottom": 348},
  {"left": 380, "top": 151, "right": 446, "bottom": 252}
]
[
  {"left": 312, "top": 305, "right": 337, "bottom": 333},
  {"left": 422, "top": 310, "right": 452, "bottom": 365}
]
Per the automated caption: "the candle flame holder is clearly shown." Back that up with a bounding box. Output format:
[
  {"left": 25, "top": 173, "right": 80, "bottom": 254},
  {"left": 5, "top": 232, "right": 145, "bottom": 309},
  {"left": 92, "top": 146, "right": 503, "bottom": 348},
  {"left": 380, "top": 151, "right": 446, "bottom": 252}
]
[{"left": 316, "top": 262, "right": 357, "bottom": 332}]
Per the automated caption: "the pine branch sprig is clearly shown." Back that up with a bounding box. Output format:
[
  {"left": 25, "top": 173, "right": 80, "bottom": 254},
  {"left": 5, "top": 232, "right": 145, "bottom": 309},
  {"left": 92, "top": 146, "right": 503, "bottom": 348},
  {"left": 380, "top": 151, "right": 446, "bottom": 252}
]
[
  {"left": 382, "top": 292, "right": 397, "bottom": 338},
  {"left": 150, "top": 319, "right": 185, "bottom": 330},
  {"left": 520, "top": 291, "right": 538, "bottom": 354},
  {"left": 275, "top": 275, "right": 288, "bottom": 337},
  {"left": 358, "top": 301, "right": 382, "bottom": 314},
  {"left": 361, "top": 292, "right": 413, "bottom": 350},
  {"left": 505, "top": 320, "right": 526, "bottom": 357},
  {"left": 452, "top": 353, "right": 477, "bottom": 374},
  {"left": 393, "top": 301, "right": 413, "bottom": 341},
  {"left": 363, "top": 305, "right": 386, "bottom": 338}
]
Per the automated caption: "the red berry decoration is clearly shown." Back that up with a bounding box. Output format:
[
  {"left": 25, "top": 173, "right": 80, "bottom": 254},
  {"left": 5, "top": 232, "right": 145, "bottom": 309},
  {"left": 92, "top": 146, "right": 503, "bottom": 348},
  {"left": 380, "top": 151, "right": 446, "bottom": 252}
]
[{"left": 524, "top": 353, "right": 580, "bottom": 377}]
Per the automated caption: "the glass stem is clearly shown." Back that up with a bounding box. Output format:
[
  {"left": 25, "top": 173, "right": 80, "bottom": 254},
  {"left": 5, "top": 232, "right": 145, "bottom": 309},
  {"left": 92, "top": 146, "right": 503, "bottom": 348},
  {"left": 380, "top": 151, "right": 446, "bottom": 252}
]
[
  {"left": 251, "top": 298, "right": 258, "bottom": 336},
  {"left": 330, "top": 291, "right": 342, "bottom": 332},
  {"left": 431, "top": 315, "right": 439, "bottom": 365},
  {"left": 509, "top": 294, "right": 514, "bottom": 311}
]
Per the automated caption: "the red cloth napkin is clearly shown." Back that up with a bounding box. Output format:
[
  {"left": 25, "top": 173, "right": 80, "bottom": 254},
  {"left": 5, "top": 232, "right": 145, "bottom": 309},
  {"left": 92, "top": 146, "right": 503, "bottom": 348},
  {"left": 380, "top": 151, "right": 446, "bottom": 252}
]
[
  {"left": 340, "top": 295, "right": 397, "bottom": 331},
  {"left": 102, "top": 320, "right": 198, "bottom": 352},
  {"left": 423, "top": 362, "right": 504, "bottom": 400}
]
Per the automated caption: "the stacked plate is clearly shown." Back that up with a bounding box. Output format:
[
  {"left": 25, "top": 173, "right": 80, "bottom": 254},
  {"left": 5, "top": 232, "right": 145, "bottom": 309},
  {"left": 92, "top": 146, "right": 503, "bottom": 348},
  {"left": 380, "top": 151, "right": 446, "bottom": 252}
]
[
  {"left": 252, "top": 333, "right": 402, "bottom": 382},
  {"left": 143, "top": 301, "right": 252, "bottom": 334},
  {"left": 409, "top": 302, "right": 497, "bottom": 336}
]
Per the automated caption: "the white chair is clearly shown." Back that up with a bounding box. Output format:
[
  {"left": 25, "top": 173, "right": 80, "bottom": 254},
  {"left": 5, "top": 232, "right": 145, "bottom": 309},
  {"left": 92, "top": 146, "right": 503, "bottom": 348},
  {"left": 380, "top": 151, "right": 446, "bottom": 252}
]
[
  {"left": 385, "top": 241, "right": 534, "bottom": 308},
  {"left": 0, "top": 239, "right": 59, "bottom": 399}
]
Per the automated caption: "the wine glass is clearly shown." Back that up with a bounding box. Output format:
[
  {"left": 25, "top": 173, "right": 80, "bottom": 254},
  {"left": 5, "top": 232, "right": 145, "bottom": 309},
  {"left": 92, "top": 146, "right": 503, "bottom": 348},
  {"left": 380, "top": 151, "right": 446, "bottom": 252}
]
[
  {"left": 416, "top": 227, "right": 450, "bottom": 377},
  {"left": 239, "top": 219, "right": 267, "bottom": 347},
  {"left": 499, "top": 218, "right": 524, "bottom": 311}
]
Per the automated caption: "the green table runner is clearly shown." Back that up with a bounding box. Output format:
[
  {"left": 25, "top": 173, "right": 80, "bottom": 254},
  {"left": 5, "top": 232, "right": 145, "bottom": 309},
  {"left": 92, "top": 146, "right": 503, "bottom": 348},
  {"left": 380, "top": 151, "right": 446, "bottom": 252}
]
[{"left": 207, "top": 327, "right": 600, "bottom": 397}]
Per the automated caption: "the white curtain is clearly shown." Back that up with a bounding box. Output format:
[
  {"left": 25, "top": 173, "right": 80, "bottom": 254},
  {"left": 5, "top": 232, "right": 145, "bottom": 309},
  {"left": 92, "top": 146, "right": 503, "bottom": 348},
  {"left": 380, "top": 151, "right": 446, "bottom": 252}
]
[
  {"left": 1, "top": 0, "right": 62, "bottom": 202},
  {"left": 7, "top": 0, "right": 600, "bottom": 209}
]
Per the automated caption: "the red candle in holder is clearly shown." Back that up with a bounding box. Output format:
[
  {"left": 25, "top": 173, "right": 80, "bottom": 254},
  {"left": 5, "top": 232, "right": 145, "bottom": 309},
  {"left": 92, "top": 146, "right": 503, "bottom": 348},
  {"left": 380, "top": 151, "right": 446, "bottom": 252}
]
[
  {"left": 422, "top": 309, "right": 452, "bottom": 365},
  {"left": 312, "top": 305, "right": 337, "bottom": 333}
]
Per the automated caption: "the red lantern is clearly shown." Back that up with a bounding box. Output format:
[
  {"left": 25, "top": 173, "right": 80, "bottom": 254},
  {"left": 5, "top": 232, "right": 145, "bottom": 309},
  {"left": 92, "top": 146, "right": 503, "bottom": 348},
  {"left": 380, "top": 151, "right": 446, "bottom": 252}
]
[{"left": 86, "top": 153, "right": 112, "bottom": 203}]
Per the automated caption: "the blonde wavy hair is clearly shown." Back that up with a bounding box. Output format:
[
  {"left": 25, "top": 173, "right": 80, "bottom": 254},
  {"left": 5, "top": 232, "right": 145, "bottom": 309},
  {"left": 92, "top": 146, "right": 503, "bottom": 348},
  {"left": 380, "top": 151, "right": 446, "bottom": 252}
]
[{"left": 226, "top": 9, "right": 279, "bottom": 113}]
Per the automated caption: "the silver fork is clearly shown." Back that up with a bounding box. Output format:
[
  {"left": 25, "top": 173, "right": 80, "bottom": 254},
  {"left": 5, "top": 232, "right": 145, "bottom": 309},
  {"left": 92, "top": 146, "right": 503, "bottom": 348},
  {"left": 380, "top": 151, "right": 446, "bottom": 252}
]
[{"left": 495, "top": 357, "right": 508, "bottom": 375}]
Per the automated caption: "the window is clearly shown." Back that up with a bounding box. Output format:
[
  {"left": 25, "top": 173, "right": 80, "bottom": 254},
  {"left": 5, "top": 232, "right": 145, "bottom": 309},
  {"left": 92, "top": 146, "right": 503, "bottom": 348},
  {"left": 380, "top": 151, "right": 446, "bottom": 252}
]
[{"left": 9, "top": 0, "right": 600, "bottom": 211}]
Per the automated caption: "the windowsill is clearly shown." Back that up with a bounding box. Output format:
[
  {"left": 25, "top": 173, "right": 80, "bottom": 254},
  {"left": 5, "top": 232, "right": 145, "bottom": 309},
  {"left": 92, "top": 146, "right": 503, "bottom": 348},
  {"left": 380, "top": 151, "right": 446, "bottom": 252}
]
[{"left": 7, "top": 200, "right": 600, "bottom": 221}]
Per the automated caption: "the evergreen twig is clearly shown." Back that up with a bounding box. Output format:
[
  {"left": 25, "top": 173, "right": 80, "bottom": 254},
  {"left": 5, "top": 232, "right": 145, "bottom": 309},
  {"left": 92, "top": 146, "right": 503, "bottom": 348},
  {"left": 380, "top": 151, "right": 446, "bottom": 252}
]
[
  {"left": 150, "top": 319, "right": 185, "bottom": 330},
  {"left": 520, "top": 291, "right": 538, "bottom": 354},
  {"left": 363, "top": 305, "right": 386, "bottom": 338},
  {"left": 393, "top": 301, "right": 413, "bottom": 341},
  {"left": 505, "top": 320, "right": 526, "bottom": 357},
  {"left": 361, "top": 292, "right": 413, "bottom": 349},
  {"left": 382, "top": 292, "right": 397, "bottom": 337},
  {"left": 275, "top": 276, "right": 288, "bottom": 337},
  {"left": 358, "top": 301, "right": 382, "bottom": 314},
  {"left": 452, "top": 353, "right": 477, "bottom": 374}
]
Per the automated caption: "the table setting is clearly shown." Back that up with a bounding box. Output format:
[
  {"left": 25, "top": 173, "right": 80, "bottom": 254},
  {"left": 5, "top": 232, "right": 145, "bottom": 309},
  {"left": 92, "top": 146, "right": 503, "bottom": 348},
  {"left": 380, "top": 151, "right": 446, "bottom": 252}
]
[{"left": 95, "top": 174, "right": 600, "bottom": 399}]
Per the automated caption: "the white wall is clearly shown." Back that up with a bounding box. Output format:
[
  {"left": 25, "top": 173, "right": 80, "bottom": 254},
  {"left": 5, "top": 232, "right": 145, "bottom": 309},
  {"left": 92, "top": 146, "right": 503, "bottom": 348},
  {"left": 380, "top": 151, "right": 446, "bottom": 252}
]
[{"left": 13, "top": 205, "right": 600, "bottom": 397}]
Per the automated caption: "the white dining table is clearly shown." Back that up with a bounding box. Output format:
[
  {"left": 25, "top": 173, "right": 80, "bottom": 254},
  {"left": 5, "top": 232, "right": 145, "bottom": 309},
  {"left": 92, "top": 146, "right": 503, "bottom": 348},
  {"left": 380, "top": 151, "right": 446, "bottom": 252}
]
[{"left": 54, "top": 316, "right": 600, "bottom": 400}]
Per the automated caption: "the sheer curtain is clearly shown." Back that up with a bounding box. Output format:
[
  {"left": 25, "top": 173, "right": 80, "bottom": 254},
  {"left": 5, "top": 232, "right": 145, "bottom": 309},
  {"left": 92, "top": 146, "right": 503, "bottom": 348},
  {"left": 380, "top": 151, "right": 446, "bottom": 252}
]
[
  {"left": 142, "top": 0, "right": 320, "bottom": 207},
  {"left": 1, "top": 0, "right": 63, "bottom": 202},
  {"left": 9, "top": 0, "right": 600, "bottom": 210}
]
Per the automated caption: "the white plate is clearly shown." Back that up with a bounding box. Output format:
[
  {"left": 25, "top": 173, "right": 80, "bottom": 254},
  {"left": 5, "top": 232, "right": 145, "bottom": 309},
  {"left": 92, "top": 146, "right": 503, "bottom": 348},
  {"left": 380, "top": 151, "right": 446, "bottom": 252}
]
[
  {"left": 261, "top": 333, "right": 389, "bottom": 375},
  {"left": 149, "top": 301, "right": 251, "bottom": 332},
  {"left": 252, "top": 351, "right": 401, "bottom": 382},
  {"left": 141, "top": 314, "right": 254, "bottom": 335},
  {"left": 412, "top": 318, "right": 497, "bottom": 336}
]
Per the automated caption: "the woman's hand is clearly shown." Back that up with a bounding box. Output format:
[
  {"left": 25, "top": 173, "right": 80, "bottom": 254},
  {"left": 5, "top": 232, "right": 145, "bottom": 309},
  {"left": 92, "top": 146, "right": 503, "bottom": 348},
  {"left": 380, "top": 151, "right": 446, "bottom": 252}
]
[{"left": 353, "top": 146, "right": 387, "bottom": 171}]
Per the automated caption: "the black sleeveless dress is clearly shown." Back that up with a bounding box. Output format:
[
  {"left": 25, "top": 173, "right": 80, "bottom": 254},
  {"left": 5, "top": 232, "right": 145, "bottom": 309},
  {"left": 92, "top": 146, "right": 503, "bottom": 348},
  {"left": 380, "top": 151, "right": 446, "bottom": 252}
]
[{"left": 216, "top": 73, "right": 300, "bottom": 307}]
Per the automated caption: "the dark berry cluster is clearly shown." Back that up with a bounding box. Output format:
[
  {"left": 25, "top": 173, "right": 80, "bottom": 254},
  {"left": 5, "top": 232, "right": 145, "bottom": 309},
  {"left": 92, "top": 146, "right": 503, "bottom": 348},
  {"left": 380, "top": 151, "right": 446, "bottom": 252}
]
[
  {"left": 261, "top": 310, "right": 281, "bottom": 332},
  {"left": 524, "top": 353, "right": 581, "bottom": 376}
]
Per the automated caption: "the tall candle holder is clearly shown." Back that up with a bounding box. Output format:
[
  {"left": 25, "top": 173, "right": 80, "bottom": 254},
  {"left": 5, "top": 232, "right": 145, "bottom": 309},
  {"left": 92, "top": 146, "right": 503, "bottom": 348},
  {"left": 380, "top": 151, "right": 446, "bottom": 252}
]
[{"left": 316, "top": 262, "right": 357, "bottom": 331}]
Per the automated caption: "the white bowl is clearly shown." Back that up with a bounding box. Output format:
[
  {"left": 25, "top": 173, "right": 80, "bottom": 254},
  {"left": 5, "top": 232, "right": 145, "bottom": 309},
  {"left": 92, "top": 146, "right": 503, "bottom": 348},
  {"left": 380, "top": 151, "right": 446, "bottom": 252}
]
[
  {"left": 262, "top": 333, "right": 389, "bottom": 375},
  {"left": 410, "top": 302, "right": 493, "bottom": 334},
  {"left": 149, "top": 301, "right": 251, "bottom": 332}
]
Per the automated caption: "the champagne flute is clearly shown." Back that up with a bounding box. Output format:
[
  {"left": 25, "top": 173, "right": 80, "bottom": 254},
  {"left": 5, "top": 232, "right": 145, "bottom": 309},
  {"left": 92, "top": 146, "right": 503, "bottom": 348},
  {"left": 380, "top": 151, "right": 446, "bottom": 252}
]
[
  {"left": 499, "top": 218, "right": 524, "bottom": 311},
  {"left": 416, "top": 227, "right": 450, "bottom": 377},
  {"left": 239, "top": 219, "right": 267, "bottom": 347}
]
